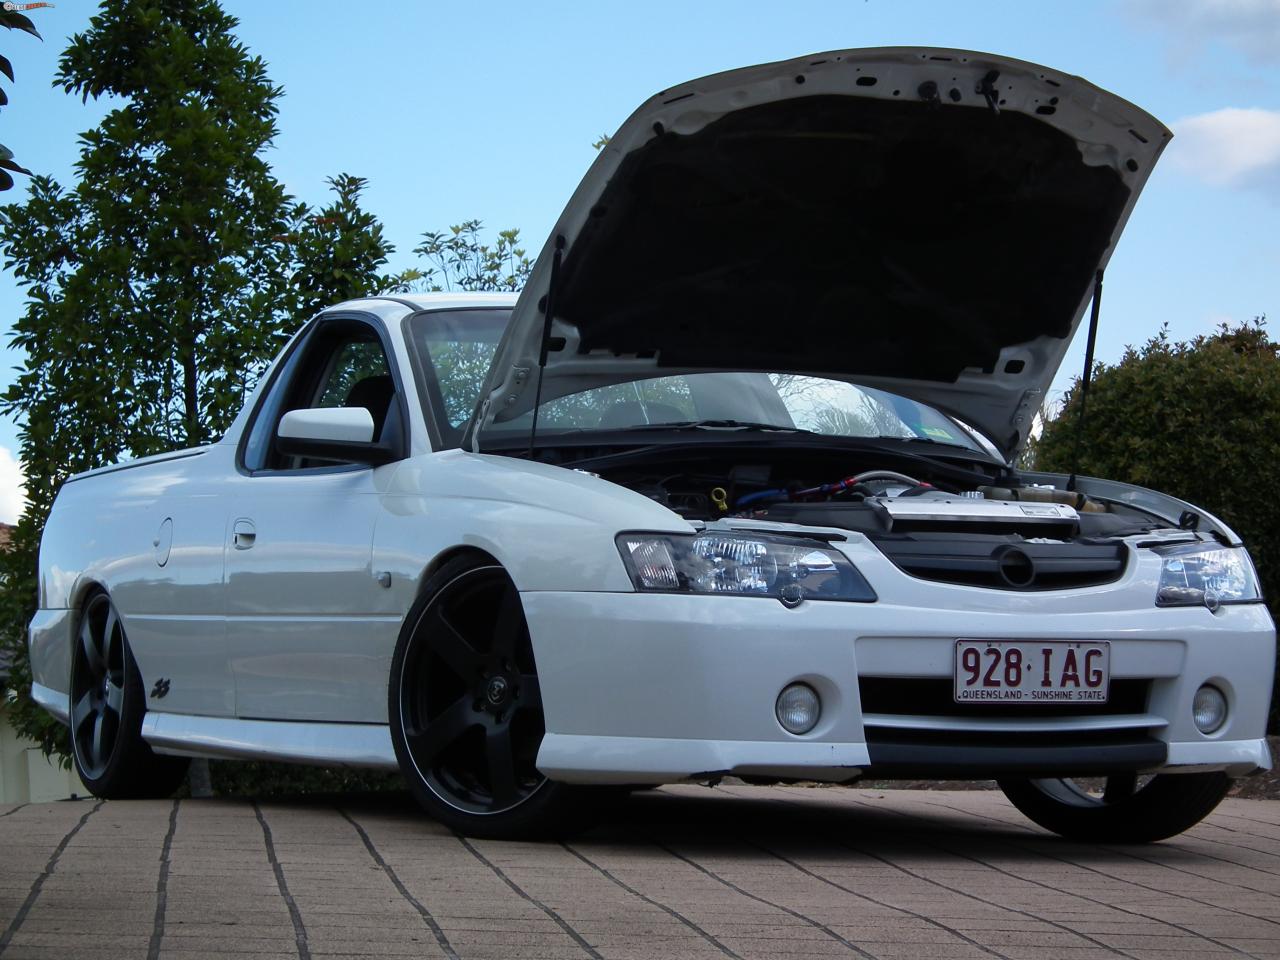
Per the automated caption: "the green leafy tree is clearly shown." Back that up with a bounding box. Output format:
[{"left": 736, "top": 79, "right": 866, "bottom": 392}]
[
  {"left": 0, "top": 6, "right": 41, "bottom": 191},
  {"left": 408, "top": 219, "right": 533, "bottom": 293},
  {"left": 1033, "top": 319, "right": 1280, "bottom": 728},
  {"left": 382, "top": 220, "right": 534, "bottom": 429},
  {"left": 0, "top": 0, "right": 295, "bottom": 756},
  {"left": 281, "top": 173, "right": 394, "bottom": 321}
]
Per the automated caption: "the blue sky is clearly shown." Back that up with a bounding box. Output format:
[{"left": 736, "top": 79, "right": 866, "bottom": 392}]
[{"left": 0, "top": 0, "right": 1277, "bottom": 520}]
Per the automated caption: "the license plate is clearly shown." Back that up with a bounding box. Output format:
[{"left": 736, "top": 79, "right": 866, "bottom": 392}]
[{"left": 953, "top": 640, "right": 1110, "bottom": 704}]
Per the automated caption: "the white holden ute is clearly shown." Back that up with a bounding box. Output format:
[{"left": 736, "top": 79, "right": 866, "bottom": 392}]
[{"left": 30, "top": 47, "right": 1274, "bottom": 840}]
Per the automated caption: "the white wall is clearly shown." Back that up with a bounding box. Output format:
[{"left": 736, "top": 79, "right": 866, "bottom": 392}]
[{"left": 0, "top": 703, "right": 81, "bottom": 803}]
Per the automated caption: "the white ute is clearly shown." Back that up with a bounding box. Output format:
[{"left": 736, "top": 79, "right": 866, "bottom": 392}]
[{"left": 29, "top": 47, "right": 1274, "bottom": 839}]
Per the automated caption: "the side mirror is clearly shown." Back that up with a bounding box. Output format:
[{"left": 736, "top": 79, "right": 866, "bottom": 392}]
[{"left": 275, "top": 407, "right": 397, "bottom": 465}]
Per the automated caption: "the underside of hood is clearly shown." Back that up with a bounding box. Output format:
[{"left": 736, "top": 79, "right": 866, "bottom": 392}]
[{"left": 476, "top": 48, "right": 1170, "bottom": 457}]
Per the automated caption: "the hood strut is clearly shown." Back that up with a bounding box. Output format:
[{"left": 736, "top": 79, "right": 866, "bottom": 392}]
[
  {"left": 527, "top": 234, "right": 566, "bottom": 459},
  {"left": 1067, "top": 269, "right": 1104, "bottom": 491}
]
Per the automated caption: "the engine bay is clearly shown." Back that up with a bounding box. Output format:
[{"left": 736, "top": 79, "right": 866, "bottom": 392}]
[
  {"left": 576, "top": 445, "right": 1169, "bottom": 539},
  {"left": 570, "top": 445, "right": 1176, "bottom": 591}
]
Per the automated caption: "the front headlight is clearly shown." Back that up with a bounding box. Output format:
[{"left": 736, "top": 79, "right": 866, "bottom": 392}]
[
  {"left": 1155, "top": 542, "right": 1262, "bottom": 608},
  {"left": 616, "top": 531, "right": 876, "bottom": 603}
]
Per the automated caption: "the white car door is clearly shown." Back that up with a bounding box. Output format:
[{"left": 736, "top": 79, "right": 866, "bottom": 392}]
[
  {"left": 223, "top": 314, "right": 407, "bottom": 723},
  {"left": 106, "top": 454, "right": 234, "bottom": 718}
]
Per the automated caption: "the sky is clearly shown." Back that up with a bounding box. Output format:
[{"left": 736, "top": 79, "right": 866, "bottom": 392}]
[{"left": 0, "top": 0, "right": 1277, "bottom": 522}]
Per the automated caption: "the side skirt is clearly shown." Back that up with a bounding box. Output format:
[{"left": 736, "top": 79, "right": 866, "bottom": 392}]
[
  {"left": 31, "top": 682, "right": 69, "bottom": 725},
  {"left": 140, "top": 712, "right": 398, "bottom": 769}
]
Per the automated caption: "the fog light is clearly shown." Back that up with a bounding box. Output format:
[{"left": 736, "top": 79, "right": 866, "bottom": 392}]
[
  {"left": 776, "top": 683, "right": 821, "bottom": 735},
  {"left": 1193, "top": 684, "right": 1227, "bottom": 734}
]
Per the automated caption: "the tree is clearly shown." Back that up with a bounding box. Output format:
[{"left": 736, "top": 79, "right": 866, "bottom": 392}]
[
  {"left": 0, "top": 6, "right": 41, "bottom": 191},
  {"left": 394, "top": 219, "right": 533, "bottom": 293},
  {"left": 53, "top": 0, "right": 296, "bottom": 446},
  {"left": 280, "top": 173, "right": 394, "bottom": 322},
  {"left": 0, "top": 0, "right": 295, "bottom": 756},
  {"left": 1033, "top": 319, "right": 1280, "bottom": 728}
]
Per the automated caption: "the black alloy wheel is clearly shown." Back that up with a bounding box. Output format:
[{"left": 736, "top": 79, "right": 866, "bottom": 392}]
[
  {"left": 69, "top": 590, "right": 190, "bottom": 798},
  {"left": 998, "top": 772, "right": 1232, "bottom": 842},
  {"left": 390, "top": 556, "right": 585, "bottom": 837},
  {"left": 70, "top": 592, "right": 126, "bottom": 780}
]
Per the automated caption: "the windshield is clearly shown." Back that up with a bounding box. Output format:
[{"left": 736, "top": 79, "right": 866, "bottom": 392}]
[{"left": 407, "top": 308, "right": 987, "bottom": 454}]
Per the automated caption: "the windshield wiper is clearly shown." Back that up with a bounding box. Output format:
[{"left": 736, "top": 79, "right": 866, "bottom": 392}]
[
  {"left": 875, "top": 434, "right": 974, "bottom": 450},
  {"left": 620, "top": 419, "right": 807, "bottom": 433}
]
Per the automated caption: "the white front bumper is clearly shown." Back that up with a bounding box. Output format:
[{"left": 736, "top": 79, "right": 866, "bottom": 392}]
[{"left": 523, "top": 589, "right": 1275, "bottom": 784}]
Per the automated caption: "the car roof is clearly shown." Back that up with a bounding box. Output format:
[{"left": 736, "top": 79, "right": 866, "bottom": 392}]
[{"left": 331, "top": 291, "right": 519, "bottom": 313}]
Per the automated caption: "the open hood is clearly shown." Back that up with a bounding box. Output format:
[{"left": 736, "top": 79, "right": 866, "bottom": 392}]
[{"left": 474, "top": 48, "right": 1169, "bottom": 457}]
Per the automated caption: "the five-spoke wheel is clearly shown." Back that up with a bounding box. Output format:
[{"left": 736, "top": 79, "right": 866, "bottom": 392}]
[
  {"left": 71, "top": 593, "right": 127, "bottom": 780},
  {"left": 389, "top": 556, "right": 581, "bottom": 837},
  {"left": 69, "top": 590, "right": 189, "bottom": 798}
]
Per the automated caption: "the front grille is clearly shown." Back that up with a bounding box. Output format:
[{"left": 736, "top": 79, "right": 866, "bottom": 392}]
[
  {"left": 859, "top": 676, "right": 1152, "bottom": 719},
  {"left": 873, "top": 534, "right": 1127, "bottom": 590}
]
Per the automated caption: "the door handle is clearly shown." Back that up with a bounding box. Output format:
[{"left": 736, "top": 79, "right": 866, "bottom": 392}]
[{"left": 233, "top": 519, "right": 256, "bottom": 550}]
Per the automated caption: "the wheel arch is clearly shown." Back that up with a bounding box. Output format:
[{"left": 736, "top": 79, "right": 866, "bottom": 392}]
[
  {"left": 412, "top": 544, "right": 505, "bottom": 602},
  {"left": 64, "top": 578, "right": 108, "bottom": 663},
  {"left": 69, "top": 578, "right": 107, "bottom": 609}
]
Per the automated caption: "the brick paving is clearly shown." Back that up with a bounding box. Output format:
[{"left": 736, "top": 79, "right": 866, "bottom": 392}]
[{"left": 2, "top": 785, "right": 1280, "bottom": 959}]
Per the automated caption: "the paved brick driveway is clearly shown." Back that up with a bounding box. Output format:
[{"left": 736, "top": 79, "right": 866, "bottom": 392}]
[{"left": 2, "top": 785, "right": 1280, "bottom": 960}]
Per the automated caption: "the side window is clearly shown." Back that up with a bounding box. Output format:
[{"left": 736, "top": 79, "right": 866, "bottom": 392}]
[
  {"left": 242, "top": 319, "right": 399, "bottom": 472},
  {"left": 315, "top": 340, "right": 391, "bottom": 408}
]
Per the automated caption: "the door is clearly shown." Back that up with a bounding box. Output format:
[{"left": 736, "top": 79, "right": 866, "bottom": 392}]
[
  {"left": 224, "top": 316, "right": 407, "bottom": 722},
  {"left": 106, "top": 454, "right": 234, "bottom": 717}
]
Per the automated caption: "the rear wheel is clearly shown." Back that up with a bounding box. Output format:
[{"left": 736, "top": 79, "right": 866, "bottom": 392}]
[
  {"left": 998, "top": 772, "right": 1231, "bottom": 842},
  {"left": 70, "top": 590, "right": 189, "bottom": 799},
  {"left": 389, "top": 556, "right": 583, "bottom": 838}
]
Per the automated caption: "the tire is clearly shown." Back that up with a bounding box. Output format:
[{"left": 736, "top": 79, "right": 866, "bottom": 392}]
[
  {"left": 389, "top": 556, "right": 586, "bottom": 838},
  {"left": 998, "top": 772, "right": 1231, "bottom": 843},
  {"left": 70, "top": 590, "right": 190, "bottom": 799}
]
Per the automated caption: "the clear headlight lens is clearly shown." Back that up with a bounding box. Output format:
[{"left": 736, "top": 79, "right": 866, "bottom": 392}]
[
  {"left": 1155, "top": 543, "right": 1262, "bottom": 608},
  {"left": 616, "top": 531, "right": 876, "bottom": 602}
]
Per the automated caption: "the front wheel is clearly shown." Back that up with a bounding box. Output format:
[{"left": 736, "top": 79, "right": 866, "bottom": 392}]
[
  {"left": 389, "top": 556, "right": 585, "bottom": 838},
  {"left": 998, "top": 772, "right": 1231, "bottom": 843}
]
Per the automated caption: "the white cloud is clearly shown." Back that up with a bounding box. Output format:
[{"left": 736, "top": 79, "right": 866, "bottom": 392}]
[
  {"left": 1126, "top": 0, "right": 1280, "bottom": 64},
  {"left": 0, "top": 447, "right": 26, "bottom": 526},
  {"left": 1168, "top": 107, "right": 1280, "bottom": 192}
]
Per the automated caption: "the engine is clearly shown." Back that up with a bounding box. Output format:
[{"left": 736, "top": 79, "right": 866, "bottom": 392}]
[
  {"left": 589, "top": 449, "right": 1173, "bottom": 592},
  {"left": 599, "top": 454, "right": 1145, "bottom": 534}
]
